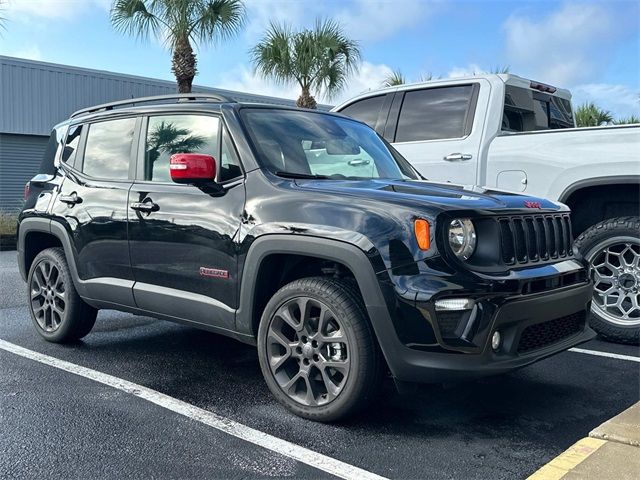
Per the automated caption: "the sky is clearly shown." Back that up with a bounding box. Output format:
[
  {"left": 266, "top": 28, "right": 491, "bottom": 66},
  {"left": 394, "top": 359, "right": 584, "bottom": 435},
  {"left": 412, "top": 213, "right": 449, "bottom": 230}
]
[{"left": 1, "top": 0, "right": 638, "bottom": 117}]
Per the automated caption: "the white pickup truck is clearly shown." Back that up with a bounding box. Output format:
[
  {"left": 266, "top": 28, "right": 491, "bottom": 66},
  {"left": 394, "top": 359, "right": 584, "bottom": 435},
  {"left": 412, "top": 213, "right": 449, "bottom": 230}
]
[{"left": 333, "top": 74, "right": 640, "bottom": 344}]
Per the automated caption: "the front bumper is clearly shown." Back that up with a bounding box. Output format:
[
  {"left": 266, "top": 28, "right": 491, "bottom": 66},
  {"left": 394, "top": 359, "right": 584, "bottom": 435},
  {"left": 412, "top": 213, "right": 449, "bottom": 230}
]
[{"left": 380, "top": 280, "right": 595, "bottom": 384}]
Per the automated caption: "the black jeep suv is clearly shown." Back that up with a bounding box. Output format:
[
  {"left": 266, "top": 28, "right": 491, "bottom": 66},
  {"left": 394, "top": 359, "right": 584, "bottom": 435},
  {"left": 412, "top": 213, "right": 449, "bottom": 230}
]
[{"left": 19, "top": 94, "right": 594, "bottom": 421}]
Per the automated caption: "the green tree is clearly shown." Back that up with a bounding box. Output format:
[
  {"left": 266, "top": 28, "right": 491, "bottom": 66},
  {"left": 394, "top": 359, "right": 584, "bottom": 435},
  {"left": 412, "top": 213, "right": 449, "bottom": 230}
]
[
  {"left": 111, "top": 0, "right": 245, "bottom": 93},
  {"left": 382, "top": 69, "right": 406, "bottom": 87},
  {"left": 146, "top": 121, "right": 205, "bottom": 178},
  {"left": 575, "top": 102, "right": 614, "bottom": 127},
  {"left": 614, "top": 115, "right": 640, "bottom": 125},
  {"left": 251, "top": 19, "right": 360, "bottom": 109}
]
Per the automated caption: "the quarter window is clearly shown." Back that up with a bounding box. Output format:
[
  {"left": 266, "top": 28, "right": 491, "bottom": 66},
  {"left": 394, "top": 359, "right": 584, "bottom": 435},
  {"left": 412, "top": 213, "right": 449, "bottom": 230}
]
[
  {"left": 62, "top": 124, "right": 83, "bottom": 167},
  {"left": 83, "top": 118, "right": 136, "bottom": 180},
  {"left": 220, "top": 128, "right": 243, "bottom": 182},
  {"left": 395, "top": 85, "right": 475, "bottom": 142},
  {"left": 339, "top": 95, "right": 385, "bottom": 129},
  {"left": 145, "top": 114, "right": 220, "bottom": 182}
]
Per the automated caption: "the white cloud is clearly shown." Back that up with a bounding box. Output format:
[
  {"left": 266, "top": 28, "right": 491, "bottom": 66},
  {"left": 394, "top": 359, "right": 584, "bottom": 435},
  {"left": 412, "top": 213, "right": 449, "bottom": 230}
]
[
  {"left": 572, "top": 83, "right": 640, "bottom": 119},
  {"left": 216, "top": 61, "right": 393, "bottom": 106},
  {"left": 503, "top": 3, "right": 614, "bottom": 86},
  {"left": 243, "top": 0, "right": 433, "bottom": 43},
  {"left": 0, "top": 43, "right": 43, "bottom": 60},
  {"left": 6, "top": 0, "right": 110, "bottom": 20},
  {"left": 335, "top": 0, "right": 433, "bottom": 43},
  {"left": 446, "top": 64, "right": 486, "bottom": 79}
]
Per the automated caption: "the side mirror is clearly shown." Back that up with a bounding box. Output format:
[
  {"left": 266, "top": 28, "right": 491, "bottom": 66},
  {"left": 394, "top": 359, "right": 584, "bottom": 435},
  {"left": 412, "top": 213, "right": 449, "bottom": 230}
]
[{"left": 169, "top": 153, "right": 216, "bottom": 184}]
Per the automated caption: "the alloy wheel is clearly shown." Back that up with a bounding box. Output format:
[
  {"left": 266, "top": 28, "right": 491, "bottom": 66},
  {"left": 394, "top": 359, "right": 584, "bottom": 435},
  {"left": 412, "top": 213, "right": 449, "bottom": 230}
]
[
  {"left": 30, "top": 260, "right": 66, "bottom": 332},
  {"left": 266, "top": 297, "right": 351, "bottom": 407},
  {"left": 589, "top": 238, "right": 640, "bottom": 326}
]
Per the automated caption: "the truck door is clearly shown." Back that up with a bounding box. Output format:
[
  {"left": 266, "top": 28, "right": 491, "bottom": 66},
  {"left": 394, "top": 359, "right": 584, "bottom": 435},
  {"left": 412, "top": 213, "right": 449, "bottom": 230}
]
[{"left": 385, "top": 82, "right": 485, "bottom": 186}]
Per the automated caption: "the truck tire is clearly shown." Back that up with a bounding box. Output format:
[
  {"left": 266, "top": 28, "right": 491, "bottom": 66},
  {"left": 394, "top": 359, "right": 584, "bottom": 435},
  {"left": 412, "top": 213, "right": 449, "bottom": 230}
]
[
  {"left": 27, "top": 247, "right": 97, "bottom": 343},
  {"left": 574, "top": 217, "right": 640, "bottom": 344},
  {"left": 257, "top": 277, "right": 382, "bottom": 422}
]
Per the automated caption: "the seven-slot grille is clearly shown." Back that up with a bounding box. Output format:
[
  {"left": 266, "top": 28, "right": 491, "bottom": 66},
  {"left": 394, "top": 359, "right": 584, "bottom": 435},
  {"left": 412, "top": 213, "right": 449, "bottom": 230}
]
[{"left": 499, "top": 214, "right": 573, "bottom": 265}]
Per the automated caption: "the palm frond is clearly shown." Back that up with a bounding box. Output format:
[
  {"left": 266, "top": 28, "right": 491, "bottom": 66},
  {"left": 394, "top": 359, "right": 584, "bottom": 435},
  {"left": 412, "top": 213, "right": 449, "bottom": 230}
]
[
  {"left": 191, "top": 0, "right": 246, "bottom": 46},
  {"left": 614, "top": 115, "right": 640, "bottom": 125},
  {"left": 110, "top": 0, "right": 166, "bottom": 41},
  {"left": 575, "top": 102, "right": 614, "bottom": 127},
  {"left": 382, "top": 70, "right": 406, "bottom": 87}
]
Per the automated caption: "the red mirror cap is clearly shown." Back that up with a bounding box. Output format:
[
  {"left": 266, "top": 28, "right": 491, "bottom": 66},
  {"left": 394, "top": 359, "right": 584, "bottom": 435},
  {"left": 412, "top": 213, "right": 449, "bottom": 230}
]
[{"left": 169, "top": 153, "right": 216, "bottom": 183}]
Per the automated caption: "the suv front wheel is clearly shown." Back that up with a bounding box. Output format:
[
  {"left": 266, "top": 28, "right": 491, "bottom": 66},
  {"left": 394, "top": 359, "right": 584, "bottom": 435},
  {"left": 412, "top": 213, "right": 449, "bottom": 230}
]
[
  {"left": 27, "top": 247, "right": 97, "bottom": 343},
  {"left": 257, "top": 277, "right": 382, "bottom": 422}
]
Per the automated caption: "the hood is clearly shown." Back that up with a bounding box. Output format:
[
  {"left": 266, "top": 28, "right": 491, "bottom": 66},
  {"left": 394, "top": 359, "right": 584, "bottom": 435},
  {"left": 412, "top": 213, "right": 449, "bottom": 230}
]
[{"left": 293, "top": 178, "right": 563, "bottom": 213}]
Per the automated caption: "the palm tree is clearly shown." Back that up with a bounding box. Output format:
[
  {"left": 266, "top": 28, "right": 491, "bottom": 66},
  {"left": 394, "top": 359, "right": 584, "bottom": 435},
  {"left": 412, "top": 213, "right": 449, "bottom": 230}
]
[
  {"left": 382, "top": 69, "right": 406, "bottom": 87},
  {"left": 575, "top": 102, "right": 614, "bottom": 127},
  {"left": 251, "top": 19, "right": 360, "bottom": 109},
  {"left": 111, "top": 0, "right": 246, "bottom": 93},
  {"left": 146, "top": 121, "right": 206, "bottom": 178},
  {"left": 614, "top": 115, "right": 640, "bottom": 125}
]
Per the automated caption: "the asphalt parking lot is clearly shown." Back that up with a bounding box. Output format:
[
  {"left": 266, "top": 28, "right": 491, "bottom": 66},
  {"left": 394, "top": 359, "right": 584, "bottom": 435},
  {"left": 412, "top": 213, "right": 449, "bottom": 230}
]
[{"left": 1, "top": 250, "right": 638, "bottom": 480}]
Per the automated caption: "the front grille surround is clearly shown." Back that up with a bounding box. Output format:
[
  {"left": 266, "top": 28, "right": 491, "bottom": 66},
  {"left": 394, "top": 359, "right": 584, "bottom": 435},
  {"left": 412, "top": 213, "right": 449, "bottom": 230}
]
[{"left": 498, "top": 214, "right": 573, "bottom": 266}]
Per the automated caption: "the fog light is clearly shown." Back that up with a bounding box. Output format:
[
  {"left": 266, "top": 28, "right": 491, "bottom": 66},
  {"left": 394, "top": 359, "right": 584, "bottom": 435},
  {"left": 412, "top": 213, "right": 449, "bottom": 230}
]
[
  {"left": 491, "top": 331, "right": 502, "bottom": 351},
  {"left": 435, "top": 298, "right": 474, "bottom": 311}
]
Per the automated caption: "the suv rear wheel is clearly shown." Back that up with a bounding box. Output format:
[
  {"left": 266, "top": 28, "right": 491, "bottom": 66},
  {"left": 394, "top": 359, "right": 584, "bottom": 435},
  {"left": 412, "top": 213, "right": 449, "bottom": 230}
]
[
  {"left": 257, "top": 277, "right": 382, "bottom": 422},
  {"left": 27, "top": 247, "right": 97, "bottom": 343}
]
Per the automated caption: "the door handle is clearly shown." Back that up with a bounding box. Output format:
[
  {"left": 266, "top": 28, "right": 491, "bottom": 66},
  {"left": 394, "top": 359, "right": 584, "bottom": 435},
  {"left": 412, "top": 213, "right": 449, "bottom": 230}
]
[
  {"left": 130, "top": 201, "right": 159, "bottom": 213},
  {"left": 444, "top": 153, "right": 473, "bottom": 161},
  {"left": 348, "top": 159, "right": 371, "bottom": 166},
  {"left": 59, "top": 192, "right": 82, "bottom": 205}
]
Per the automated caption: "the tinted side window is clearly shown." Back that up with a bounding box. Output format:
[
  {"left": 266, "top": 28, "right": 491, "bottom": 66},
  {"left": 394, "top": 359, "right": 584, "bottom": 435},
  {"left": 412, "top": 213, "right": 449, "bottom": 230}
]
[
  {"left": 145, "top": 114, "right": 220, "bottom": 182},
  {"left": 62, "top": 125, "right": 83, "bottom": 167},
  {"left": 220, "top": 128, "right": 243, "bottom": 182},
  {"left": 339, "top": 95, "right": 385, "bottom": 128},
  {"left": 83, "top": 118, "right": 136, "bottom": 180},
  {"left": 395, "top": 86, "right": 474, "bottom": 142},
  {"left": 503, "top": 86, "right": 574, "bottom": 132}
]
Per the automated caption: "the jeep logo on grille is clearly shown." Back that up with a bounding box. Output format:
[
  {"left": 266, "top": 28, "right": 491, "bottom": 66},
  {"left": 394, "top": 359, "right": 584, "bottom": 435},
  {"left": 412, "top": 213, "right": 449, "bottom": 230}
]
[{"left": 524, "top": 201, "right": 542, "bottom": 209}]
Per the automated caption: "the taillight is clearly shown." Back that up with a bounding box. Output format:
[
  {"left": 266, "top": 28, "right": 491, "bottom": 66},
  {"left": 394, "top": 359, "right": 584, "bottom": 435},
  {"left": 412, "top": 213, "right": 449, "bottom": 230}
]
[{"left": 24, "top": 182, "right": 30, "bottom": 199}]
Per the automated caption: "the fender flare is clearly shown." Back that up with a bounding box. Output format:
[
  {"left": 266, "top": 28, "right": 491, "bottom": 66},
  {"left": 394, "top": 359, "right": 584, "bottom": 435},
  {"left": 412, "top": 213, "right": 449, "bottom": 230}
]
[
  {"left": 558, "top": 175, "right": 640, "bottom": 204},
  {"left": 235, "top": 234, "right": 407, "bottom": 375},
  {"left": 18, "top": 217, "right": 89, "bottom": 298}
]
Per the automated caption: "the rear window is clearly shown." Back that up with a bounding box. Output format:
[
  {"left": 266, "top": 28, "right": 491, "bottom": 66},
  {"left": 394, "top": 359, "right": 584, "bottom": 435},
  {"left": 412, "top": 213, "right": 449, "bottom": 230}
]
[
  {"left": 502, "top": 85, "right": 574, "bottom": 132},
  {"left": 339, "top": 95, "right": 385, "bottom": 129},
  {"left": 82, "top": 118, "right": 136, "bottom": 180},
  {"left": 395, "top": 85, "right": 475, "bottom": 142}
]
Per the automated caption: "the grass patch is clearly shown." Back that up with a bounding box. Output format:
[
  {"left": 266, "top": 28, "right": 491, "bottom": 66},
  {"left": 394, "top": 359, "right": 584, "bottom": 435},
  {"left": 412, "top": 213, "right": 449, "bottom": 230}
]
[{"left": 0, "top": 211, "right": 18, "bottom": 237}]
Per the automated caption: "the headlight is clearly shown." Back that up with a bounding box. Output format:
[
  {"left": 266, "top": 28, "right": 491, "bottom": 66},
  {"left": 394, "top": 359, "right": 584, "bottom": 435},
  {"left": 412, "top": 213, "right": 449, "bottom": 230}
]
[{"left": 448, "top": 218, "right": 476, "bottom": 260}]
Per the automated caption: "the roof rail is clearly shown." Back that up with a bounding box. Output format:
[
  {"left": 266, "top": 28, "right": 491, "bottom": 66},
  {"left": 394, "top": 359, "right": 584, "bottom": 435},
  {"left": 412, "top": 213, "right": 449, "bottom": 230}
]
[{"left": 70, "top": 93, "right": 235, "bottom": 118}]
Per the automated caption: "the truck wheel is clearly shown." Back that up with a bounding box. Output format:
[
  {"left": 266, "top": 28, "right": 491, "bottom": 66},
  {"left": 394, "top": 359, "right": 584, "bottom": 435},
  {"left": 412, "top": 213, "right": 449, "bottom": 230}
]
[
  {"left": 257, "top": 277, "right": 382, "bottom": 422},
  {"left": 27, "top": 247, "right": 97, "bottom": 343},
  {"left": 574, "top": 217, "right": 640, "bottom": 344}
]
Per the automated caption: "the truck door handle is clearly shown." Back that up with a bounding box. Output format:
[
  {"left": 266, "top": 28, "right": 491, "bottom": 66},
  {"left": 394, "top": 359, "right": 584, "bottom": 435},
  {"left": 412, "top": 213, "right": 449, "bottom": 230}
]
[
  {"left": 130, "top": 201, "right": 159, "bottom": 213},
  {"left": 444, "top": 153, "right": 473, "bottom": 161},
  {"left": 59, "top": 192, "right": 82, "bottom": 205},
  {"left": 348, "top": 159, "right": 371, "bottom": 166}
]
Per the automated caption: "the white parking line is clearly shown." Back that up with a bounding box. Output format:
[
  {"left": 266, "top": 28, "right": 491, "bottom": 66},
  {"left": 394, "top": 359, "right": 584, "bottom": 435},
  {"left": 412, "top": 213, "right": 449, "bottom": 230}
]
[
  {"left": 0, "top": 339, "right": 388, "bottom": 480},
  {"left": 569, "top": 347, "right": 640, "bottom": 363}
]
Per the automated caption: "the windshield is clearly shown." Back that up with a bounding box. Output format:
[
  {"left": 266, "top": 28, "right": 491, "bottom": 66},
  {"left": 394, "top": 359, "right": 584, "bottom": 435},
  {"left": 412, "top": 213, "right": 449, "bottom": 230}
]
[{"left": 241, "top": 109, "right": 418, "bottom": 180}]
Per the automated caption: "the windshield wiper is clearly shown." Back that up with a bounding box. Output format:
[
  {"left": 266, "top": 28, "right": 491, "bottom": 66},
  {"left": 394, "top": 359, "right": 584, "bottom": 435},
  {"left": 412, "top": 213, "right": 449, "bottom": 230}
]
[{"left": 274, "top": 171, "right": 330, "bottom": 180}]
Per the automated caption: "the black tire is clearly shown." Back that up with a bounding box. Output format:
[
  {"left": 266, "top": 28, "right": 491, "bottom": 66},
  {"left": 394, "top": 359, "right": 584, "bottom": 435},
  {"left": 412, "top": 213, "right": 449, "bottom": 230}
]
[
  {"left": 574, "top": 216, "right": 640, "bottom": 345},
  {"left": 27, "top": 247, "right": 98, "bottom": 343},
  {"left": 257, "top": 277, "right": 382, "bottom": 422}
]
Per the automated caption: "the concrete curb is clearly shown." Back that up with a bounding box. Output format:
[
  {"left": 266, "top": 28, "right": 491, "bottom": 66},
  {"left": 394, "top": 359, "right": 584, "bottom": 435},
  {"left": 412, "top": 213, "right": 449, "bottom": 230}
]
[{"left": 527, "top": 402, "right": 640, "bottom": 480}]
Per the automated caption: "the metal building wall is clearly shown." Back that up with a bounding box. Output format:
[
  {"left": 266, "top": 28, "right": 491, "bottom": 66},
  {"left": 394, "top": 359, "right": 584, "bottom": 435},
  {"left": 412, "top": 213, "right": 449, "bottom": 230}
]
[
  {"left": 0, "top": 134, "right": 49, "bottom": 213},
  {"left": 0, "top": 55, "right": 313, "bottom": 137}
]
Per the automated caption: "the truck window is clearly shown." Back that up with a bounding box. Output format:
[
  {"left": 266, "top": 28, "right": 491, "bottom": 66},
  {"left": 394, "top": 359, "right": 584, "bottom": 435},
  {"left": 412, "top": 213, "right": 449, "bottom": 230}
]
[
  {"left": 395, "top": 85, "right": 475, "bottom": 142},
  {"left": 339, "top": 95, "right": 385, "bottom": 129},
  {"left": 502, "top": 85, "right": 574, "bottom": 132}
]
